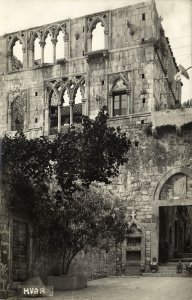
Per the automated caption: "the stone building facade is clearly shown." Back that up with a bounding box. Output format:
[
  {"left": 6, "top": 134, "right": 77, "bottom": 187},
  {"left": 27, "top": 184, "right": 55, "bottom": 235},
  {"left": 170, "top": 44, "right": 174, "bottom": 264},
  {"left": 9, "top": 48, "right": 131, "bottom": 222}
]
[{"left": 0, "top": 0, "right": 192, "bottom": 288}]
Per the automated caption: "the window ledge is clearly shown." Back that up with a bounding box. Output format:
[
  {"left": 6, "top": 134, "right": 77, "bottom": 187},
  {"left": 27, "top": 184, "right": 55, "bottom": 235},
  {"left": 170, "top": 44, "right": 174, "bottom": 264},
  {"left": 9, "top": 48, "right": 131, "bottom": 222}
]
[
  {"left": 56, "top": 58, "right": 68, "bottom": 65},
  {"left": 85, "top": 49, "right": 109, "bottom": 61},
  {"left": 32, "top": 63, "right": 55, "bottom": 69},
  {"left": 109, "top": 112, "right": 151, "bottom": 121}
]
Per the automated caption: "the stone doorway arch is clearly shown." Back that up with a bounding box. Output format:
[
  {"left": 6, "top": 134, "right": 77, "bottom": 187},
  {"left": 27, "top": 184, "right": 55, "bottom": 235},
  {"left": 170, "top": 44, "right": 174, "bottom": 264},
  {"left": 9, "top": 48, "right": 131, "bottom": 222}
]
[{"left": 151, "top": 167, "right": 192, "bottom": 261}]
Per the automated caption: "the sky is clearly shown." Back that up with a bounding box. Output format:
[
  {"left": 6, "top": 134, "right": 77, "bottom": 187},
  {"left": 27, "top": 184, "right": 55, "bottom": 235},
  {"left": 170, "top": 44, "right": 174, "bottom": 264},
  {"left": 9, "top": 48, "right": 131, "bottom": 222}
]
[{"left": 0, "top": 0, "right": 191, "bottom": 102}]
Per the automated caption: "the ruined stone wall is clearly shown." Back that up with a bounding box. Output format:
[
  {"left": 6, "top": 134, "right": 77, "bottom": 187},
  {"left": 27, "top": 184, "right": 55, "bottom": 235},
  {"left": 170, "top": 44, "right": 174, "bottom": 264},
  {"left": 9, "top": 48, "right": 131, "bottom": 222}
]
[
  {"left": 0, "top": 0, "right": 184, "bottom": 282},
  {"left": 105, "top": 119, "right": 192, "bottom": 265},
  {"left": 0, "top": 0, "right": 180, "bottom": 136}
]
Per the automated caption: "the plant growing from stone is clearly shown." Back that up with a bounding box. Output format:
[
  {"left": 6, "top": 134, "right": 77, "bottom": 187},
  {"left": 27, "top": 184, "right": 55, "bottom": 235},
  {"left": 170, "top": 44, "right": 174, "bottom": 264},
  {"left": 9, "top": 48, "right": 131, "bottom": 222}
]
[{"left": 2, "top": 107, "right": 130, "bottom": 276}]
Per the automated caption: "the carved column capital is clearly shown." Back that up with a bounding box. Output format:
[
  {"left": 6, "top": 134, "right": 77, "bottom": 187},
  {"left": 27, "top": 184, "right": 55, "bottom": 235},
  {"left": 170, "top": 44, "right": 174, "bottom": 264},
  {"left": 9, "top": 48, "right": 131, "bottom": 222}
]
[
  {"left": 87, "top": 32, "right": 92, "bottom": 39},
  {"left": 51, "top": 38, "right": 58, "bottom": 46},
  {"left": 69, "top": 99, "right": 74, "bottom": 106},
  {"left": 39, "top": 41, "right": 46, "bottom": 48},
  {"left": 28, "top": 44, "right": 34, "bottom": 51},
  {"left": 64, "top": 34, "right": 69, "bottom": 42}
]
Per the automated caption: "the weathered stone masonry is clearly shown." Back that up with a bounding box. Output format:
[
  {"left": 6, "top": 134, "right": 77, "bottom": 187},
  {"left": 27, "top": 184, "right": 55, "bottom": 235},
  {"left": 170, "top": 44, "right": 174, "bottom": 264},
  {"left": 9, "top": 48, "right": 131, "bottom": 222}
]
[{"left": 1, "top": 0, "right": 191, "bottom": 284}]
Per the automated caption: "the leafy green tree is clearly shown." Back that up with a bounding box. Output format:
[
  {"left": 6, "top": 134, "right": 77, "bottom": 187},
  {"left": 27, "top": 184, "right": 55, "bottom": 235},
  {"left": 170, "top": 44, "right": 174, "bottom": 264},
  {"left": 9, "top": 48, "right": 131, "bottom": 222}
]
[{"left": 2, "top": 107, "right": 130, "bottom": 275}]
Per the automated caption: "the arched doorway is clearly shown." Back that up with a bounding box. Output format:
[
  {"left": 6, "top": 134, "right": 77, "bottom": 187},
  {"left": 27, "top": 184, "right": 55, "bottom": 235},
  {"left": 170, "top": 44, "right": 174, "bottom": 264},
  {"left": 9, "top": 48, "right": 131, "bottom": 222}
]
[{"left": 153, "top": 168, "right": 192, "bottom": 263}]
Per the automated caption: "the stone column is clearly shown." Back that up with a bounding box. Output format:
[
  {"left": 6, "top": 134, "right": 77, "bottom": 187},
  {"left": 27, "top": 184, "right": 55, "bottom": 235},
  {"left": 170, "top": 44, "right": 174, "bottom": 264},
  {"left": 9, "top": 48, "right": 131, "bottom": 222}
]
[
  {"left": 39, "top": 41, "right": 45, "bottom": 64},
  {"left": 24, "top": 105, "right": 27, "bottom": 130},
  {"left": 51, "top": 38, "right": 57, "bottom": 64},
  {"left": 104, "top": 30, "right": 109, "bottom": 49},
  {"left": 7, "top": 51, "right": 12, "bottom": 72},
  {"left": 126, "top": 90, "right": 132, "bottom": 114},
  {"left": 69, "top": 99, "right": 74, "bottom": 125},
  {"left": 151, "top": 205, "right": 159, "bottom": 262},
  {"left": 82, "top": 98, "right": 87, "bottom": 116},
  {"left": 108, "top": 92, "right": 113, "bottom": 117},
  {"left": 28, "top": 45, "right": 34, "bottom": 68},
  {"left": 7, "top": 102, "right": 12, "bottom": 131},
  {"left": 58, "top": 103, "right": 61, "bottom": 133},
  {"left": 44, "top": 104, "right": 50, "bottom": 136},
  {"left": 22, "top": 46, "right": 28, "bottom": 69},
  {"left": 87, "top": 32, "right": 92, "bottom": 52},
  {"left": 64, "top": 35, "right": 69, "bottom": 60}
]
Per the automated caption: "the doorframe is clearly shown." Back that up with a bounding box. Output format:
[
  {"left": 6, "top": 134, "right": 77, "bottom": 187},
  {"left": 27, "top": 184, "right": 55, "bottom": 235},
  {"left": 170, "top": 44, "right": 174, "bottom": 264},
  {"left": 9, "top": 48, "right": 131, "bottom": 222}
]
[
  {"left": 151, "top": 167, "right": 192, "bottom": 262},
  {"left": 9, "top": 212, "right": 33, "bottom": 284}
]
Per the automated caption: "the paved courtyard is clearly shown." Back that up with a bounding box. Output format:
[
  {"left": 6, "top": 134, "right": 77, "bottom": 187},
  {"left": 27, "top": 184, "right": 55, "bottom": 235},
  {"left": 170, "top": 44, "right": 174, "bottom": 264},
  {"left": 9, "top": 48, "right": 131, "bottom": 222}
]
[{"left": 53, "top": 276, "right": 192, "bottom": 300}]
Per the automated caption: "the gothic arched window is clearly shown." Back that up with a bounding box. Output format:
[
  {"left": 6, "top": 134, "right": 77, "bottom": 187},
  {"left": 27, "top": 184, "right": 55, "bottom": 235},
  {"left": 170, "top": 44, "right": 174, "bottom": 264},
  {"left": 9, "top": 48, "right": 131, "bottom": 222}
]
[
  {"left": 11, "top": 97, "right": 24, "bottom": 131},
  {"left": 49, "top": 91, "right": 58, "bottom": 134},
  {"left": 111, "top": 78, "right": 130, "bottom": 117},
  {"left": 92, "top": 22, "right": 105, "bottom": 51},
  {"left": 12, "top": 39, "right": 23, "bottom": 71}
]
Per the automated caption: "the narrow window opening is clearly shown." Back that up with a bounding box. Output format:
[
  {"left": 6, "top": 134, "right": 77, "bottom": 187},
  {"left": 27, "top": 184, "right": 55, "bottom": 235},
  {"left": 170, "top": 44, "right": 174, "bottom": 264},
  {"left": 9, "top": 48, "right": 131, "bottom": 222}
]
[
  {"left": 12, "top": 40, "right": 23, "bottom": 70},
  {"left": 11, "top": 97, "right": 24, "bottom": 130},
  {"left": 83, "top": 50, "right": 84, "bottom": 56},
  {"left": 113, "top": 93, "right": 127, "bottom": 116},
  {"left": 34, "top": 37, "right": 41, "bottom": 65},
  {"left": 92, "top": 22, "right": 105, "bottom": 51},
  {"left": 102, "top": 80, "right": 105, "bottom": 85},
  {"left": 35, "top": 92, "right": 38, "bottom": 96},
  {"left": 74, "top": 87, "right": 82, "bottom": 124},
  {"left": 142, "top": 13, "right": 145, "bottom": 21},
  {"left": 75, "top": 33, "right": 79, "bottom": 40},
  {"left": 61, "top": 90, "right": 70, "bottom": 125},
  {"left": 141, "top": 120, "right": 144, "bottom": 124},
  {"left": 35, "top": 118, "right": 38, "bottom": 123},
  {"left": 44, "top": 34, "right": 53, "bottom": 63},
  {"left": 142, "top": 98, "right": 145, "bottom": 104},
  {"left": 142, "top": 74, "right": 145, "bottom": 79},
  {"left": 56, "top": 30, "right": 64, "bottom": 60},
  {"left": 134, "top": 141, "right": 139, "bottom": 147}
]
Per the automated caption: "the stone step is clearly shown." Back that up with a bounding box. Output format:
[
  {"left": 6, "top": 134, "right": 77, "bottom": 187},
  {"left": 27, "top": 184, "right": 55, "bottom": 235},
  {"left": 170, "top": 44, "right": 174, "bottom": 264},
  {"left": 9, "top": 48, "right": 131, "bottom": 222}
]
[
  {"left": 169, "top": 258, "right": 192, "bottom": 262},
  {"left": 159, "top": 266, "right": 187, "bottom": 270},
  {"left": 142, "top": 272, "right": 187, "bottom": 277},
  {"left": 182, "top": 253, "right": 192, "bottom": 258}
]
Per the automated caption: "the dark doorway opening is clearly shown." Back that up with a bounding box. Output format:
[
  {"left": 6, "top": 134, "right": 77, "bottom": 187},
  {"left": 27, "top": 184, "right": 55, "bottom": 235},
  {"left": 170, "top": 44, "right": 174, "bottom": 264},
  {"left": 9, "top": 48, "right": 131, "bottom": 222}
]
[
  {"left": 12, "top": 220, "right": 29, "bottom": 282},
  {"left": 159, "top": 206, "right": 192, "bottom": 263}
]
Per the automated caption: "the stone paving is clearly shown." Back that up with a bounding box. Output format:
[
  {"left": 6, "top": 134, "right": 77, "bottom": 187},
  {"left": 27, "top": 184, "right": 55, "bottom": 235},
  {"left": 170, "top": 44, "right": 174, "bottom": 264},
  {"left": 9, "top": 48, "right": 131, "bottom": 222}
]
[{"left": 52, "top": 276, "right": 192, "bottom": 300}]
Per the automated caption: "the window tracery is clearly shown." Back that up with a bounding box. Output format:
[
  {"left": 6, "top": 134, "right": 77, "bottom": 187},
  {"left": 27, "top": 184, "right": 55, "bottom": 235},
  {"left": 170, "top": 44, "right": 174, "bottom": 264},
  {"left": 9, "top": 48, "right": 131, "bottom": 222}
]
[
  {"left": 7, "top": 89, "right": 27, "bottom": 131},
  {"left": 109, "top": 74, "right": 131, "bottom": 117},
  {"left": 28, "top": 22, "right": 69, "bottom": 67},
  {"left": 11, "top": 97, "right": 25, "bottom": 131},
  {"left": 86, "top": 13, "right": 109, "bottom": 52},
  {"left": 47, "top": 76, "right": 85, "bottom": 134},
  {"left": 7, "top": 34, "right": 25, "bottom": 71}
]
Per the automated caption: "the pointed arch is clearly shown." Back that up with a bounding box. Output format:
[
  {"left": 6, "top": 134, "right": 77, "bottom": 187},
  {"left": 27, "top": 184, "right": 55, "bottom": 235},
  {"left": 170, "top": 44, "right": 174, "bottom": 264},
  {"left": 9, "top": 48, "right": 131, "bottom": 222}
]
[
  {"left": 55, "top": 29, "right": 64, "bottom": 60},
  {"left": 122, "top": 210, "right": 146, "bottom": 270},
  {"left": 8, "top": 35, "right": 24, "bottom": 53},
  {"left": 88, "top": 16, "right": 108, "bottom": 34},
  {"left": 29, "top": 31, "right": 42, "bottom": 48},
  {"left": 8, "top": 89, "right": 27, "bottom": 131},
  {"left": 42, "top": 28, "right": 53, "bottom": 43},
  {"left": 87, "top": 14, "right": 109, "bottom": 52},
  {"left": 109, "top": 73, "right": 131, "bottom": 117},
  {"left": 153, "top": 167, "right": 192, "bottom": 201},
  {"left": 110, "top": 74, "right": 131, "bottom": 93}
]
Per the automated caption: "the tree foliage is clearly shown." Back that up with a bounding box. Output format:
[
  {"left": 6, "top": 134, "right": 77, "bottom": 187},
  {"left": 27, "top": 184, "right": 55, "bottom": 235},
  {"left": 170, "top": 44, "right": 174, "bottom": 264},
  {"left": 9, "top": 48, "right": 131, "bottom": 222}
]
[{"left": 2, "top": 107, "right": 130, "bottom": 275}]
